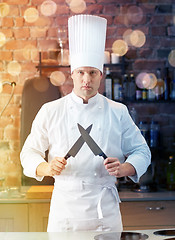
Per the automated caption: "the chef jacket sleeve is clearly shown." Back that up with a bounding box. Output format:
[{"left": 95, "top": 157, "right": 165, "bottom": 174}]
[
  {"left": 20, "top": 104, "right": 49, "bottom": 181},
  {"left": 120, "top": 105, "right": 151, "bottom": 183}
]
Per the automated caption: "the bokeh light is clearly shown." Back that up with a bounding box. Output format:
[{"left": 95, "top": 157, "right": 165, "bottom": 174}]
[
  {"left": 127, "top": 6, "right": 143, "bottom": 24},
  {"left": 69, "top": 0, "right": 86, "bottom": 14},
  {"left": 0, "top": 3, "right": 10, "bottom": 17},
  {"left": 146, "top": 73, "right": 157, "bottom": 89},
  {"left": 40, "top": 0, "right": 57, "bottom": 16},
  {"left": 136, "top": 72, "right": 157, "bottom": 90},
  {"left": 7, "top": 61, "right": 21, "bottom": 76},
  {"left": 24, "top": 7, "right": 39, "bottom": 23},
  {"left": 22, "top": 44, "right": 38, "bottom": 60},
  {"left": 112, "top": 40, "right": 128, "bottom": 56},
  {"left": 130, "top": 30, "right": 146, "bottom": 48},
  {"left": 50, "top": 71, "right": 66, "bottom": 86},
  {"left": 136, "top": 72, "right": 149, "bottom": 89},
  {"left": 0, "top": 32, "right": 6, "bottom": 48},
  {"left": 168, "top": 50, "right": 175, "bottom": 67},
  {"left": 123, "top": 29, "right": 133, "bottom": 46}
]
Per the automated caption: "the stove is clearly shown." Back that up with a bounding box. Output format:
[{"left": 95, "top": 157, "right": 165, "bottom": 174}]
[
  {"left": 94, "top": 231, "right": 148, "bottom": 240},
  {"left": 94, "top": 229, "right": 175, "bottom": 240},
  {"left": 153, "top": 229, "right": 175, "bottom": 236}
]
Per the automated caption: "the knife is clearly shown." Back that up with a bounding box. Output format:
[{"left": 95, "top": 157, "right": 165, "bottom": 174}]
[
  {"left": 77, "top": 123, "right": 107, "bottom": 159},
  {"left": 64, "top": 124, "right": 92, "bottom": 160}
]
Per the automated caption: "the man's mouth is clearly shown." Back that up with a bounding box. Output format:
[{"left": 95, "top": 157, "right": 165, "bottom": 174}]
[{"left": 82, "top": 85, "right": 91, "bottom": 89}]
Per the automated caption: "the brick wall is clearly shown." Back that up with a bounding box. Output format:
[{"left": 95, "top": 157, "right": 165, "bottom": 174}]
[{"left": 0, "top": 0, "right": 174, "bottom": 187}]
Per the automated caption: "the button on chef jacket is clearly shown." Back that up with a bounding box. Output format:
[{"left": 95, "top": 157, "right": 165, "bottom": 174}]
[{"left": 20, "top": 91, "right": 151, "bottom": 232}]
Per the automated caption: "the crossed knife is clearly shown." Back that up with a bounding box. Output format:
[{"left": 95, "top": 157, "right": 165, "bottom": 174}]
[{"left": 64, "top": 124, "right": 107, "bottom": 160}]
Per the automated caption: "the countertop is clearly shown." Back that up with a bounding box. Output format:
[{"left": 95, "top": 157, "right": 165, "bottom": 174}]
[
  {"left": 0, "top": 186, "right": 175, "bottom": 203},
  {"left": 0, "top": 229, "right": 175, "bottom": 240}
]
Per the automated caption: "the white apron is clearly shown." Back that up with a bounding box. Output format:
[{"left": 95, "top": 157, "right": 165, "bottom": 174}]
[{"left": 47, "top": 177, "right": 123, "bottom": 232}]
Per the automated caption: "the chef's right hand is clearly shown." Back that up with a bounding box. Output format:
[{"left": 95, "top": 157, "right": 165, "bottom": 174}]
[
  {"left": 36, "top": 157, "right": 67, "bottom": 177},
  {"left": 48, "top": 157, "right": 67, "bottom": 176}
]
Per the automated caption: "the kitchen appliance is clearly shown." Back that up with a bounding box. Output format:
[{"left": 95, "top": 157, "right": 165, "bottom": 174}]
[
  {"left": 153, "top": 229, "right": 175, "bottom": 236},
  {"left": 94, "top": 232, "right": 149, "bottom": 240}
]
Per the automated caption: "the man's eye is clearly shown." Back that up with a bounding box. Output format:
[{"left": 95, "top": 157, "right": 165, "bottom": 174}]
[
  {"left": 90, "top": 71, "right": 97, "bottom": 75},
  {"left": 78, "top": 71, "right": 83, "bottom": 74}
]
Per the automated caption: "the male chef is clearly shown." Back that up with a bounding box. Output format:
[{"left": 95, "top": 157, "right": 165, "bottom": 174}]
[{"left": 20, "top": 14, "right": 151, "bottom": 232}]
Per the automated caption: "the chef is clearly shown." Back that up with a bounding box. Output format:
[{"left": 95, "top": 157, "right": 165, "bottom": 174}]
[{"left": 20, "top": 14, "right": 151, "bottom": 232}]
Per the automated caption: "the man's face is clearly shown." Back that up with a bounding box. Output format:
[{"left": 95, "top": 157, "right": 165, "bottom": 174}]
[{"left": 71, "top": 67, "right": 102, "bottom": 103}]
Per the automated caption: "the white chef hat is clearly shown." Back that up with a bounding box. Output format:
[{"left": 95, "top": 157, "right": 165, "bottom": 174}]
[{"left": 68, "top": 14, "right": 107, "bottom": 73}]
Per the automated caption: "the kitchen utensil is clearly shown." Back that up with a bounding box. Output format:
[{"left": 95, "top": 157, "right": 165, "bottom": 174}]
[
  {"left": 77, "top": 123, "right": 107, "bottom": 159},
  {"left": 64, "top": 124, "right": 92, "bottom": 160}
]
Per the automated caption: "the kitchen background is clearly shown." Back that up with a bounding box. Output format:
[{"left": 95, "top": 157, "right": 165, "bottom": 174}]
[{"left": 0, "top": 0, "right": 175, "bottom": 190}]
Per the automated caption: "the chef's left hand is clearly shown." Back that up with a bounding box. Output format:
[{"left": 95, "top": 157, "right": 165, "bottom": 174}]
[{"left": 104, "top": 157, "right": 136, "bottom": 178}]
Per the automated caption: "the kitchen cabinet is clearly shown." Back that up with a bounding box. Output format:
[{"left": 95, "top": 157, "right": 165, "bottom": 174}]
[
  {"left": 120, "top": 200, "right": 175, "bottom": 230},
  {"left": 0, "top": 203, "right": 28, "bottom": 232},
  {"left": 1, "top": 189, "right": 175, "bottom": 232},
  {"left": 28, "top": 203, "right": 50, "bottom": 232}
]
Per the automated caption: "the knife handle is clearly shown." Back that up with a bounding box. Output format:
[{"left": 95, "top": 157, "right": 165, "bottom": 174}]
[
  {"left": 64, "top": 153, "right": 71, "bottom": 160},
  {"left": 99, "top": 152, "right": 108, "bottom": 159}
]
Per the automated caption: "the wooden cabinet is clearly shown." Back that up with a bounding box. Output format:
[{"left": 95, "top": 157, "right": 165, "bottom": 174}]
[
  {"left": 0, "top": 204, "right": 28, "bottom": 232},
  {"left": 120, "top": 201, "right": 175, "bottom": 230},
  {"left": 0, "top": 199, "right": 174, "bottom": 232},
  {"left": 28, "top": 203, "right": 50, "bottom": 232}
]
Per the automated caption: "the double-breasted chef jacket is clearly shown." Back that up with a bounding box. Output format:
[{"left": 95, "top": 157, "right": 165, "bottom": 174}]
[{"left": 20, "top": 91, "right": 151, "bottom": 232}]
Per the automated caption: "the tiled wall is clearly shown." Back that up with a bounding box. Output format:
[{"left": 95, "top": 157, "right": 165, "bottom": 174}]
[{"left": 0, "top": 0, "right": 174, "bottom": 187}]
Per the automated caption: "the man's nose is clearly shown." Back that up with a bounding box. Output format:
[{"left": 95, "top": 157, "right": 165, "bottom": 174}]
[{"left": 83, "top": 73, "right": 91, "bottom": 83}]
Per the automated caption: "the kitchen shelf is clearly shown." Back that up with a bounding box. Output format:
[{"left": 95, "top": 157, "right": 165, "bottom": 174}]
[
  {"left": 36, "top": 51, "right": 126, "bottom": 76},
  {"left": 122, "top": 99, "right": 175, "bottom": 104}
]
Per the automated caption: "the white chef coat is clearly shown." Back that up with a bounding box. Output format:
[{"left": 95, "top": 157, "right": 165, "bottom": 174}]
[{"left": 20, "top": 91, "right": 151, "bottom": 232}]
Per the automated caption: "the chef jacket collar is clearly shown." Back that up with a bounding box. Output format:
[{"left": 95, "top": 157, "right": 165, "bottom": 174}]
[{"left": 71, "top": 91, "right": 99, "bottom": 105}]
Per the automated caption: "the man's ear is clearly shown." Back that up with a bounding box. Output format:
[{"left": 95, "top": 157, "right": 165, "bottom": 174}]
[{"left": 71, "top": 71, "right": 74, "bottom": 79}]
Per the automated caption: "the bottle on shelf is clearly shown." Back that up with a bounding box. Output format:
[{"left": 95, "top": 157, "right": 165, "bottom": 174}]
[
  {"left": 155, "top": 68, "right": 164, "bottom": 100},
  {"left": 113, "top": 77, "right": 123, "bottom": 101},
  {"left": 163, "top": 67, "right": 171, "bottom": 101},
  {"left": 105, "top": 68, "right": 113, "bottom": 99},
  {"left": 135, "top": 85, "right": 142, "bottom": 101},
  {"left": 167, "top": 155, "right": 175, "bottom": 190},
  {"left": 138, "top": 120, "right": 149, "bottom": 145},
  {"left": 147, "top": 88, "right": 155, "bottom": 101},
  {"left": 170, "top": 70, "right": 175, "bottom": 100},
  {"left": 127, "top": 73, "right": 136, "bottom": 101},
  {"left": 147, "top": 74, "right": 155, "bottom": 101},
  {"left": 149, "top": 120, "right": 160, "bottom": 148},
  {"left": 122, "top": 74, "right": 129, "bottom": 101},
  {"left": 142, "top": 88, "right": 147, "bottom": 101}
]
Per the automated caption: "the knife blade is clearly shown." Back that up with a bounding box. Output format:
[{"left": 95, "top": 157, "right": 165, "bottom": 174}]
[
  {"left": 77, "top": 123, "right": 107, "bottom": 159},
  {"left": 64, "top": 124, "right": 92, "bottom": 160}
]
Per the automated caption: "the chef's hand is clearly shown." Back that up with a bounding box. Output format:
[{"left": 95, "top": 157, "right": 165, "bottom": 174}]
[
  {"left": 47, "top": 157, "right": 67, "bottom": 176},
  {"left": 36, "top": 157, "right": 67, "bottom": 177},
  {"left": 104, "top": 157, "right": 136, "bottom": 178}
]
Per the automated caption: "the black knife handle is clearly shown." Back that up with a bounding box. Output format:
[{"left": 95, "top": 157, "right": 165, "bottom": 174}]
[
  {"left": 99, "top": 152, "right": 108, "bottom": 159},
  {"left": 64, "top": 153, "right": 71, "bottom": 160}
]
